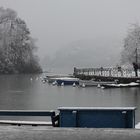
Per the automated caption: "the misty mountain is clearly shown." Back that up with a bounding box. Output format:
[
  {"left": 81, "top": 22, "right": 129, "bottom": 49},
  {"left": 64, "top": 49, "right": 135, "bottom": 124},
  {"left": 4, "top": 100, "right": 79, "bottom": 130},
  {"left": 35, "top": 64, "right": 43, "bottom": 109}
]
[{"left": 42, "top": 39, "right": 122, "bottom": 73}]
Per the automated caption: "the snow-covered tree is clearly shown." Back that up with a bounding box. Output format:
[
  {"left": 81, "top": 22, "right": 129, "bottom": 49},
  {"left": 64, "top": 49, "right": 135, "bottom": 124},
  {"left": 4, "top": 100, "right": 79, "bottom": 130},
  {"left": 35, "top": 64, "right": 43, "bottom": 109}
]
[
  {"left": 0, "top": 7, "right": 42, "bottom": 73},
  {"left": 121, "top": 24, "right": 140, "bottom": 76}
]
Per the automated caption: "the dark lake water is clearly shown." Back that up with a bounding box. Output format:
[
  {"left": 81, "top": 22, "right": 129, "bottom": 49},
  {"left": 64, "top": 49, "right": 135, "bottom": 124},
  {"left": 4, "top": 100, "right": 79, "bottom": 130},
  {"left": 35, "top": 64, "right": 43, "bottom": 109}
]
[{"left": 0, "top": 74, "right": 140, "bottom": 124}]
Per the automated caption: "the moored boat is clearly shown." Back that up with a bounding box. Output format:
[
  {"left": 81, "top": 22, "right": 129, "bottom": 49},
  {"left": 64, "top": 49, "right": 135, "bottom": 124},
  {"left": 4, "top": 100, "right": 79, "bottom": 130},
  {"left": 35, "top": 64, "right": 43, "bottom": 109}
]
[
  {"left": 45, "top": 74, "right": 73, "bottom": 83},
  {"left": 79, "top": 79, "right": 116, "bottom": 87},
  {"left": 56, "top": 77, "right": 79, "bottom": 86},
  {"left": 101, "top": 82, "right": 140, "bottom": 89}
]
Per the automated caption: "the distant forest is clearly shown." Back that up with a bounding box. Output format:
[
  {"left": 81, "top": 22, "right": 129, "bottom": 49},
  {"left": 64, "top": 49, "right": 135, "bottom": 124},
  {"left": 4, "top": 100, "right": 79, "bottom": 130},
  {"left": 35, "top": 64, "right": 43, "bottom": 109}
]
[{"left": 0, "top": 7, "right": 42, "bottom": 74}]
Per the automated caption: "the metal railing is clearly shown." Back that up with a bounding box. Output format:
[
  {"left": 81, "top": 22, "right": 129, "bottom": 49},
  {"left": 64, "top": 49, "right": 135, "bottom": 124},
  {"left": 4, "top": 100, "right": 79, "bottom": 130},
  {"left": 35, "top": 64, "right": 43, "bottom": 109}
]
[
  {"left": 0, "top": 110, "right": 58, "bottom": 127},
  {"left": 74, "top": 67, "right": 140, "bottom": 77}
]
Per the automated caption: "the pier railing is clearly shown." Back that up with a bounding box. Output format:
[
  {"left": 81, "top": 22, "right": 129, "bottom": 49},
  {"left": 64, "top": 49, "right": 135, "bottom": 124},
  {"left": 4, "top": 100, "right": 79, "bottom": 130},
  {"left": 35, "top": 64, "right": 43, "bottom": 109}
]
[
  {"left": 0, "top": 110, "right": 58, "bottom": 127},
  {"left": 74, "top": 67, "right": 140, "bottom": 77}
]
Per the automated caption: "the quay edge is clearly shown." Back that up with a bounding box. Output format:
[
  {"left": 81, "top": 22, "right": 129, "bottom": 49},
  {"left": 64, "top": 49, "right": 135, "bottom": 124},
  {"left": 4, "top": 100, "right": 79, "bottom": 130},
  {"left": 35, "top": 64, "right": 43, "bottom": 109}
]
[{"left": 0, "top": 126, "right": 140, "bottom": 140}]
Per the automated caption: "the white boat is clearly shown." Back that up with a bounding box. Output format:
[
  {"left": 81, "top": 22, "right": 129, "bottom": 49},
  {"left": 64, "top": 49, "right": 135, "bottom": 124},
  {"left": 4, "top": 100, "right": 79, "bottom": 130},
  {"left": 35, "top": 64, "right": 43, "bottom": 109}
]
[
  {"left": 45, "top": 75, "right": 73, "bottom": 83},
  {"left": 101, "top": 82, "right": 140, "bottom": 88},
  {"left": 79, "top": 79, "right": 116, "bottom": 87}
]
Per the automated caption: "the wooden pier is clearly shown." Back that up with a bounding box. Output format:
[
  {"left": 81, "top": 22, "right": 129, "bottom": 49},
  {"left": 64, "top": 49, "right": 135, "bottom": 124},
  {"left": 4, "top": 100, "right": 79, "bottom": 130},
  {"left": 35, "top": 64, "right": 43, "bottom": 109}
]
[
  {"left": 74, "top": 67, "right": 140, "bottom": 83},
  {"left": 74, "top": 67, "right": 140, "bottom": 77}
]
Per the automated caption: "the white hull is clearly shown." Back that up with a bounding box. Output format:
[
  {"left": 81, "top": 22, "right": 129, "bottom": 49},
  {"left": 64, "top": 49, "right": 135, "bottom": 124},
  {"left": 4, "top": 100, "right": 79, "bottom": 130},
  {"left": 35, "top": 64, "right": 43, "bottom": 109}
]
[{"left": 79, "top": 80, "right": 116, "bottom": 87}]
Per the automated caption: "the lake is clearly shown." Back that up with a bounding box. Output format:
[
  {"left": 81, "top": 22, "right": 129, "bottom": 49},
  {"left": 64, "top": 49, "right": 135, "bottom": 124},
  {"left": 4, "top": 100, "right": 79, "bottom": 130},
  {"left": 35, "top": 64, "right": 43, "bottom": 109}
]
[{"left": 0, "top": 74, "right": 140, "bottom": 124}]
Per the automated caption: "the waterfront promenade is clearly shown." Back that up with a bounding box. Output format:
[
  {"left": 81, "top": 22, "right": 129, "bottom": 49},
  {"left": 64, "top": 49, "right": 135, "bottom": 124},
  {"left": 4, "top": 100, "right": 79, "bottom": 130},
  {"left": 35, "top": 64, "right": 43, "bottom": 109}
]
[{"left": 0, "top": 126, "right": 140, "bottom": 140}]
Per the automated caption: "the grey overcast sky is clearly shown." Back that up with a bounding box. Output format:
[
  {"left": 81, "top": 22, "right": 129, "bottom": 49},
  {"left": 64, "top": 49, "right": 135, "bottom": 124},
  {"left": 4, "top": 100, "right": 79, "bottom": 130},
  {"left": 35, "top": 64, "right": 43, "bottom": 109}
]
[{"left": 0, "top": 0, "right": 140, "bottom": 69}]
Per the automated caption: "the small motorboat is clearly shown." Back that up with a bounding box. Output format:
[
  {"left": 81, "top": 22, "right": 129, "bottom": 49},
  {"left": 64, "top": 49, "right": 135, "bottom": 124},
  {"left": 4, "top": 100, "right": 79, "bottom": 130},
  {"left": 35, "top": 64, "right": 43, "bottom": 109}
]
[
  {"left": 56, "top": 77, "right": 79, "bottom": 86},
  {"left": 45, "top": 74, "right": 74, "bottom": 83}
]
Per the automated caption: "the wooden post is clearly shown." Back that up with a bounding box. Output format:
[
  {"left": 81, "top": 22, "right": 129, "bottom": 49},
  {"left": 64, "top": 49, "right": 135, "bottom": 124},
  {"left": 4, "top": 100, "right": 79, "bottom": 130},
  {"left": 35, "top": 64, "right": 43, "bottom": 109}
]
[
  {"left": 73, "top": 67, "right": 77, "bottom": 76},
  {"left": 109, "top": 69, "right": 111, "bottom": 77}
]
